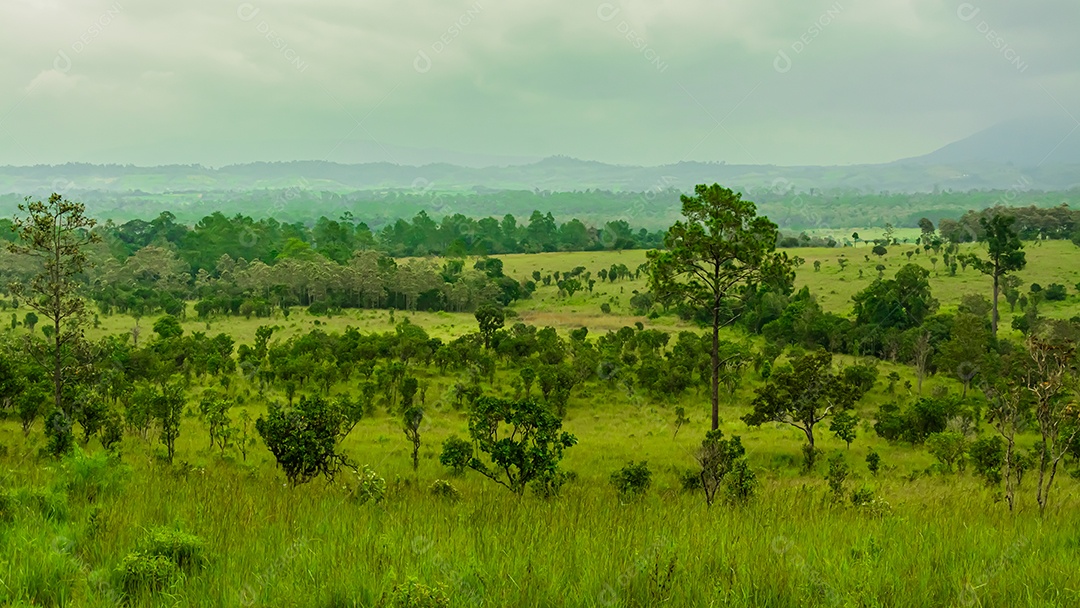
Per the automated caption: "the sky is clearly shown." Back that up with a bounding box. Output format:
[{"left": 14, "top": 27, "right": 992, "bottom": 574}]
[{"left": 0, "top": 0, "right": 1077, "bottom": 167}]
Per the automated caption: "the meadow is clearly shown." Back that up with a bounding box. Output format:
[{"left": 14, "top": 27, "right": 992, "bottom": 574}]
[{"left": 3, "top": 239, "right": 1080, "bottom": 607}]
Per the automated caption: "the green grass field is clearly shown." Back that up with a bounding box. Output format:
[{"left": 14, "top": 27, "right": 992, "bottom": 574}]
[{"left": 4, "top": 241, "right": 1080, "bottom": 606}]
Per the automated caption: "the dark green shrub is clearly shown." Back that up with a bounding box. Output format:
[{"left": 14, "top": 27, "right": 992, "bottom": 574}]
[
  {"left": 610, "top": 461, "right": 652, "bottom": 500},
  {"left": 969, "top": 436, "right": 1005, "bottom": 485},
  {"left": 825, "top": 453, "right": 849, "bottom": 501},
  {"left": 866, "top": 449, "right": 881, "bottom": 476},
  {"left": 115, "top": 552, "right": 179, "bottom": 595},
  {"left": 379, "top": 578, "right": 450, "bottom": 608},
  {"left": 429, "top": 480, "right": 461, "bottom": 502},
  {"left": 141, "top": 527, "right": 208, "bottom": 572},
  {"left": 439, "top": 435, "right": 472, "bottom": 476}
]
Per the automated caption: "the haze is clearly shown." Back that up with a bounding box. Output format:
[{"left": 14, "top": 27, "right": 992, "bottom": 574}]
[{"left": 1, "top": 0, "right": 1077, "bottom": 167}]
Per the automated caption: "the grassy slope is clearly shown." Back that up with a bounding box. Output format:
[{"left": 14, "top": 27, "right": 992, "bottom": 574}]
[{"left": 3, "top": 241, "right": 1080, "bottom": 606}]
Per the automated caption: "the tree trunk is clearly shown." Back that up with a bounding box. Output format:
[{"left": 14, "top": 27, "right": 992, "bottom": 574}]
[
  {"left": 991, "top": 270, "right": 1000, "bottom": 336},
  {"left": 710, "top": 302, "right": 720, "bottom": 431}
]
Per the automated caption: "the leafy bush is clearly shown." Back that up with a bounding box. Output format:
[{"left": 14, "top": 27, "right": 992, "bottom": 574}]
[
  {"left": 441, "top": 397, "right": 576, "bottom": 495},
  {"left": 351, "top": 465, "right": 387, "bottom": 505},
  {"left": 141, "top": 527, "right": 208, "bottom": 572},
  {"left": 926, "top": 432, "right": 968, "bottom": 473},
  {"left": 58, "top": 450, "right": 129, "bottom": 503},
  {"left": 969, "top": 436, "right": 1004, "bottom": 485},
  {"left": 438, "top": 436, "right": 472, "bottom": 476},
  {"left": 866, "top": 449, "right": 881, "bottom": 476},
  {"left": 1044, "top": 283, "right": 1068, "bottom": 301},
  {"left": 825, "top": 453, "right": 849, "bottom": 501},
  {"left": 256, "top": 396, "right": 351, "bottom": 485},
  {"left": 850, "top": 485, "right": 875, "bottom": 506},
  {"left": 115, "top": 552, "right": 180, "bottom": 595},
  {"left": 379, "top": 578, "right": 450, "bottom": 608},
  {"left": 724, "top": 458, "right": 758, "bottom": 504},
  {"left": 610, "top": 461, "right": 652, "bottom": 500},
  {"left": 429, "top": 480, "right": 461, "bottom": 502}
]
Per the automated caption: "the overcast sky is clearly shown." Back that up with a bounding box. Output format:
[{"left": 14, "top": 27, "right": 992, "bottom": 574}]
[{"left": 1, "top": 0, "right": 1077, "bottom": 167}]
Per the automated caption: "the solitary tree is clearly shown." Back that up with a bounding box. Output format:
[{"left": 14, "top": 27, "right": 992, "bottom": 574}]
[
  {"left": 8, "top": 194, "right": 100, "bottom": 422},
  {"left": 648, "top": 184, "right": 793, "bottom": 429},
  {"left": 743, "top": 350, "right": 866, "bottom": 470},
  {"left": 964, "top": 214, "right": 1026, "bottom": 336}
]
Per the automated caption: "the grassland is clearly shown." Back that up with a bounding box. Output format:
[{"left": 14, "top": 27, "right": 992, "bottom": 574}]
[{"left": 4, "top": 240, "right": 1080, "bottom": 606}]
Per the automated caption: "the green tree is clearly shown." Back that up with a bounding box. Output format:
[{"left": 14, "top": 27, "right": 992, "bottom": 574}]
[
  {"left": 474, "top": 304, "right": 504, "bottom": 349},
  {"left": 743, "top": 350, "right": 866, "bottom": 470},
  {"left": 964, "top": 214, "right": 1026, "bottom": 336},
  {"left": 647, "top": 184, "right": 792, "bottom": 430},
  {"left": 439, "top": 396, "right": 576, "bottom": 495},
  {"left": 22, "top": 312, "right": 37, "bottom": 333},
  {"left": 256, "top": 395, "right": 354, "bottom": 485},
  {"left": 8, "top": 194, "right": 101, "bottom": 424}
]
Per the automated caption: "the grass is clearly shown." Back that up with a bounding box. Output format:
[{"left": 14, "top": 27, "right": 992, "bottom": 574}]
[{"left": 4, "top": 241, "right": 1080, "bottom": 606}]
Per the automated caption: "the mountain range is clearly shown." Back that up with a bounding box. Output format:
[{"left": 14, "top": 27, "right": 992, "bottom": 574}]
[{"left": 2, "top": 117, "right": 1078, "bottom": 195}]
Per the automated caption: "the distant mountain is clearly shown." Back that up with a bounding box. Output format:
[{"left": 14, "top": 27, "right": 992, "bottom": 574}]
[
  {"left": 4, "top": 119, "right": 1080, "bottom": 195},
  {"left": 898, "top": 117, "right": 1080, "bottom": 166}
]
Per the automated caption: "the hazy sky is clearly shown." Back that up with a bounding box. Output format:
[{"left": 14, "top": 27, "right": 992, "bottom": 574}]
[{"left": 1, "top": 0, "right": 1077, "bottom": 167}]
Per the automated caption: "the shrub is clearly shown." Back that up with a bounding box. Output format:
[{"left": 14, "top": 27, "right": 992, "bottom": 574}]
[
  {"left": 610, "top": 461, "right": 652, "bottom": 500},
  {"left": 866, "top": 449, "right": 881, "bottom": 476},
  {"left": 969, "top": 436, "right": 1004, "bottom": 485},
  {"left": 678, "top": 469, "right": 703, "bottom": 492},
  {"left": 429, "top": 480, "right": 461, "bottom": 502},
  {"left": 926, "top": 432, "right": 968, "bottom": 473},
  {"left": 825, "top": 453, "right": 849, "bottom": 501},
  {"left": 724, "top": 458, "right": 758, "bottom": 504},
  {"left": 141, "top": 527, "right": 208, "bottom": 572},
  {"left": 850, "top": 485, "right": 875, "bottom": 506},
  {"left": 58, "top": 449, "right": 129, "bottom": 503},
  {"left": 256, "top": 396, "right": 351, "bottom": 485},
  {"left": 379, "top": 578, "right": 450, "bottom": 608},
  {"left": 115, "top": 552, "right": 179, "bottom": 595},
  {"left": 439, "top": 435, "right": 473, "bottom": 476},
  {"left": 1044, "top": 283, "right": 1067, "bottom": 301},
  {"left": 352, "top": 465, "right": 387, "bottom": 505}
]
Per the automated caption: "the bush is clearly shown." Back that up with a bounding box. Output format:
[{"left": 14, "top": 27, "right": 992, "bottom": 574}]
[
  {"left": 724, "top": 458, "right": 758, "bottom": 504},
  {"left": 115, "top": 552, "right": 179, "bottom": 595},
  {"left": 926, "top": 432, "right": 968, "bottom": 473},
  {"left": 351, "top": 465, "right": 387, "bottom": 505},
  {"left": 825, "top": 453, "right": 849, "bottom": 501},
  {"left": 610, "top": 461, "right": 652, "bottom": 500},
  {"left": 850, "top": 485, "right": 875, "bottom": 506},
  {"left": 1045, "top": 283, "right": 1068, "bottom": 301},
  {"left": 429, "top": 480, "right": 461, "bottom": 502},
  {"left": 438, "top": 435, "right": 472, "bottom": 476},
  {"left": 866, "top": 449, "right": 881, "bottom": 476},
  {"left": 969, "top": 436, "right": 1004, "bottom": 485},
  {"left": 256, "top": 396, "right": 351, "bottom": 485},
  {"left": 379, "top": 578, "right": 450, "bottom": 608},
  {"left": 58, "top": 450, "right": 129, "bottom": 503},
  {"left": 678, "top": 469, "right": 702, "bottom": 492},
  {"left": 141, "top": 527, "right": 208, "bottom": 572}
]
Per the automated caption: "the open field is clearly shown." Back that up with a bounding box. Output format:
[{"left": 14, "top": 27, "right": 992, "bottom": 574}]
[{"left": 4, "top": 240, "right": 1080, "bottom": 607}]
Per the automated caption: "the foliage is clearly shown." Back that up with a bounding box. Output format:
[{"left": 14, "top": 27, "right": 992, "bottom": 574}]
[
  {"left": 351, "top": 465, "right": 387, "bottom": 505},
  {"left": 378, "top": 578, "right": 450, "bottom": 608},
  {"left": 743, "top": 350, "right": 867, "bottom": 470},
  {"left": 429, "top": 479, "right": 461, "bottom": 502},
  {"left": 697, "top": 429, "right": 747, "bottom": 507},
  {"left": 255, "top": 395, "right": 353, "bottom": 485},
  {"left": 825, "top": 453, "right": 849, "bottom": 501},
  {"left": 969, "top": 436, "right": 1005, "bottom": 485},
  {"left": 609, "top": 461, "right": 652, "bottom": 501},
  {"left": 442, "top": 396, "right": 577, "bottom": 495},
  {"left": 926, "top": 432, "right": 968, "bottom": 473}
]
